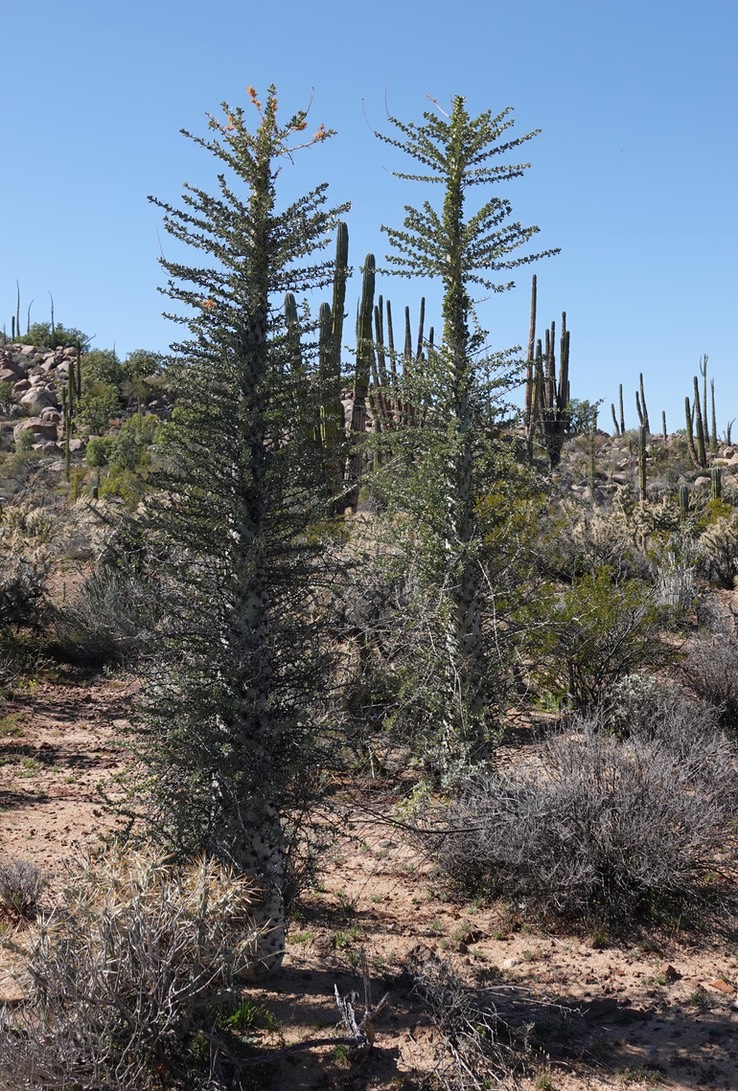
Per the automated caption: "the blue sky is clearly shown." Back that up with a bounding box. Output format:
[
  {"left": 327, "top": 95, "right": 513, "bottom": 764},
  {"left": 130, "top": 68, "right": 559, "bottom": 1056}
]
[{"left": 2, "top": 0, "right": 736, "bottom": 432}]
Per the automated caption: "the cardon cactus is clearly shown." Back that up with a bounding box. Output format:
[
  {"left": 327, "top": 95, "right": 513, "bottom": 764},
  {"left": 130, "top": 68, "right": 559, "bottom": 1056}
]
[{"left": 345, "top": 254, "right": 376, "bottom": 509}]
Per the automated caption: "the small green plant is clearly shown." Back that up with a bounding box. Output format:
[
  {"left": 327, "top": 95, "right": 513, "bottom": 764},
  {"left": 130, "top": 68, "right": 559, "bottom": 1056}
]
[
  {"left": 428, "top": 918, "right": 447, "bottom": 936},
  {"left": 589, "top": 926, "right": 610, "bottom": 949},
  {"left": 0, "top": 713, "right": 23, "bottom": 737},
  {"left": 331, "top": 1043, "right": 350, "bottom": 1065},
  {"left": 535, "top": 1072, "right": 555, "bottom": 1091},
  {"left": 335, "top": 889, "right": 359, "bottom": 917},
  {"left": 222, "top": 999, "right": 280, "bottom": 1035},
  {"left": 333, "top": 925, "right": 362, "bottom": 949},
  {"left": 14, "top": 429, "right": 35, "bottom": 455},
  {"left": 619, "top": 1064, "right": 663, "bottom": 1085},
  {"left": 289, "top": 929, "right": 314, "bottom": 946},
  {"left": 688, "top": 986, "right": 713, "bottom": 1013},
  {"left": 451, "top": 919, "right": 474, "bottom": 944}
]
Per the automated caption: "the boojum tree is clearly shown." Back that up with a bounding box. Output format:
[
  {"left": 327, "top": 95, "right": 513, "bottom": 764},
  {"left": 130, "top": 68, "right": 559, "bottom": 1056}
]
[
  {"left": 377, "top": 95, "right": 557, "bottom": 775},
  {"left": 142, "top": 86, "right": 349, "bottom": 977}
]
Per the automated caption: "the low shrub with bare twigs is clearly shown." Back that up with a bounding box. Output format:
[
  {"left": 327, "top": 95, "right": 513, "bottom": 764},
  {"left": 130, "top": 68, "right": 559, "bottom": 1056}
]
[
  {"left": 0, "top": 849, "right": 266, "bottom": 1090},
  {"left": 434, "top": 704, "right": 737, "bottom": 928}
]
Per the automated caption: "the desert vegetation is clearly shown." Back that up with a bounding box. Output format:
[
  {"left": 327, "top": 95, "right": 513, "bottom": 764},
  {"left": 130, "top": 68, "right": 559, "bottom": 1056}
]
[{"left": 2, "top": 86, "right": 738, "bottom": 1090}]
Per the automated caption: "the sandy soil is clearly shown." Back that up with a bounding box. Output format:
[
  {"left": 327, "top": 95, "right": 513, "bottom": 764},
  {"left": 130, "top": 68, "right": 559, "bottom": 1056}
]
[{"left": 2, "top": 674, "right": 738, "bottom": 1091}]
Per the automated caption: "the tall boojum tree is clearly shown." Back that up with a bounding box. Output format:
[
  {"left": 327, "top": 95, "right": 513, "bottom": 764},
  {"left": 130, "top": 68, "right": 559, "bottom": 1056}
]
[{"left": 141, "top": 86, "right": 349, "bottom": 976}]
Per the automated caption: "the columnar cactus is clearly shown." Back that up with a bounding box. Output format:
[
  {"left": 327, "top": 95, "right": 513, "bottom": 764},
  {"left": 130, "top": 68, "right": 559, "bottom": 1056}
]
[
  {"left": 64, "top": 358, "right": 76, "bottom": 482},
  {"left": 711, "top": 465, "right": 722, "bottom": 501},
  {"left": 346, "top": 255, "right": 376, "bottom": 508},
  {"left": 610, "top": 402, "right": 621, "bottom": 437},
  {"left": 534, "top": 312, "right": 570, "bottom": 468},
  {"left": 635, "top": 373, "right": 650, "bottom": 434},
  {"left": 524, "top": 273, "right": 537, "bottom": 454},
  {"left": 638, "top": 424, "right": 647, "bottom": 502},
  {"left": 692, "top": 375, "right": 707, "bottom": 468}
]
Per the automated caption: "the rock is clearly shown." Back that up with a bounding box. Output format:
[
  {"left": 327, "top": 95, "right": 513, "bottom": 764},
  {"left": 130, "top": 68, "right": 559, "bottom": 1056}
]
[
  {"left": 39, "top": 408, "right": 61, "bottom": 422},
  {"left": 13, "top": 417, "right": 58, "bottom": 442},
  {"left": 704, "top": 978, "right": 735, "bottom": 996},
  {"left": 0, "top": 358, "right": 27, "bottom": 379},
  {"left": 723, "top": 446, "right": 735, "bottom": 458},
  {"left": 68, "top": 438, "right": 85, "bottom": 452},
  {"left": 19, "top": 388, "right": 59, "bottom": 415},
  {"left": 658, "top": 963, "right": 681, "bottom": 982},
  {"left": 13, "top": 379, "right": 31, "bottom": 392},
  {"left": 694, "top": 476, "right": 711, "bottom": 489}
]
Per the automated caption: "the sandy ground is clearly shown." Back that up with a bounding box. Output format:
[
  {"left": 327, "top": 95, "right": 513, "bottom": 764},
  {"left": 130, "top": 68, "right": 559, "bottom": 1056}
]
[{"left": 2, "top": 674, "right": 738, "bottom": 1090}]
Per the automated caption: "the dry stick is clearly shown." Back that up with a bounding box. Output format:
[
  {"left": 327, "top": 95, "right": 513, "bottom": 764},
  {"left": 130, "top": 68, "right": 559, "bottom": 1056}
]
[{"left": 220, "top": 949, "right": 389, "bottom": 1066}]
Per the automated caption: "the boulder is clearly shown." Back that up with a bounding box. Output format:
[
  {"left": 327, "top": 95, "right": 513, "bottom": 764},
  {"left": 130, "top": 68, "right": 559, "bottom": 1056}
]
[
  {"left": 0, "top": 357, "right": 27, "bottom": 379},
  {"left": 19, "top": 388, "right": 59, "bottom": 415},
  {"left": 13, "top": 417, "right": 58, "bottom": 442}
]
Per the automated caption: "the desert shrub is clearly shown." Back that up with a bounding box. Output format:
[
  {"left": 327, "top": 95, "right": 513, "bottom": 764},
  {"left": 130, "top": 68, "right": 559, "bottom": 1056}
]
[
  {"left": 540, "top": 566, "right": 677, "bottom": 710},
  {"left": 0, "top": 506, "right": 52, "bottom": 635},
  {"left": 0, "top": 850, "right": 265, "bottom": 1091},
  {"left": 52, "top": 567, "right": 158, "bottom": 666},
  {"left": 110, "top": 414, "right": 158, "bottom": 472},
  {"left": 537, "top": 506, "right": 650, "bottom": 584},
  {"left": 435, "top": 717, "right": 736, "bottom": 927},
  {"left": 18, "top": 322, "right": 90, "bottom": 350},
  {"left": 0, "top": 554, "right": 48, "bottom": 631},
  {"left": 0, "top": 380, "right": 16, "bottom": 411},
  {"left": 78, "top": 381, "right": 121, "bottom": 435},
  {"left": 51, "top": 515, "right": 167, "bottom": 666},
  {"left": 681, "top": 634, "right": 738, "bottom": 729},
  {"left": 79, "top": 348, "right": 121, "bottom": 391},
  {"left": 0, "top": 858, "right": 48, "bottom": 920},
  {"left": 648, "top": 535, "right": 696, "bottom": 610},
  {"left": 85, "top": 434, "right": 114, "bottom": 468},
  {"left": 120, "top": 348, "right": 166, "bottom": 385},
  {"left": 696, "top": 513, "right": 738, "bottom": 588},
  {"left": 14, "top": 428, "right": 35, "bottom": 455}
]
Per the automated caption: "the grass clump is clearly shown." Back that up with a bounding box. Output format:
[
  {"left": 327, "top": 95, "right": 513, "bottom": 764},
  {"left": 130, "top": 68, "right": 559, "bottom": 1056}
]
[{"left": 0, "top": 858, "right": 48, "bottom": 921}]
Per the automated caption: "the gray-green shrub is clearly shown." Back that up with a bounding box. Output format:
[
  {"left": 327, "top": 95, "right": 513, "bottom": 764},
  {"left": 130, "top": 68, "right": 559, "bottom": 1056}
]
[{"left": 435, "top": 709, "right": 736, "bottom": 927}]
